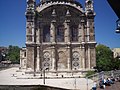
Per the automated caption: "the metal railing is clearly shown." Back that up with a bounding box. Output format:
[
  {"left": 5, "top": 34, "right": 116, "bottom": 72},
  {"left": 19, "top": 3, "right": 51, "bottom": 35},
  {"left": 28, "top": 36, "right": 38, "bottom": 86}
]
[{"left": 86, "top": 70, "right": 120, "bottom": 89}]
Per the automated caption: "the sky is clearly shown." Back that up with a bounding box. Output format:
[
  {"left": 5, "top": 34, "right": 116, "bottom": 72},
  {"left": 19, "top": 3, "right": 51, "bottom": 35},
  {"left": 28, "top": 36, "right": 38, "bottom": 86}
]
[{"left": 0, "top": 0, "right": 119, "bottom": 48}]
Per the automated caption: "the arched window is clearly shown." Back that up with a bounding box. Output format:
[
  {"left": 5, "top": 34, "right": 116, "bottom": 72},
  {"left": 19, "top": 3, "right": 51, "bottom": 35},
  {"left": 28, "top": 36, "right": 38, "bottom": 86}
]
[
  {"left": 57, "top": 25, "right": 64, "bottom": 42},
  {"left": 71, "top": 25, "right": 78, "bottom": 42},
  {"left": 72, "top": 52, "right": 80, "bottom": 69},
  {"left": 42, "top": 52, "right": 51, "bottom": 70},
  {"left": 58, "top": 51, "right": 67, "bottom": 70},
  {"left": 87, "top": 1, "right": 92, "bottom": 8},
  {"left": 43, "top": 25, "right": 50, "bottom": 42},
  {"left": 24, "top": 52, "right": 26, "bottom": 57},
  {"left": 27, "top": 23, "right": 32, "bottom": 34}
]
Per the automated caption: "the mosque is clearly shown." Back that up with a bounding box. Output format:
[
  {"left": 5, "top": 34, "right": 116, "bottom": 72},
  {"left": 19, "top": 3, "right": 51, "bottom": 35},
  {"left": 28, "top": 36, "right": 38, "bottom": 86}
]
[{"left": 20, "top": 0, "right": 96, "bottom": 75}]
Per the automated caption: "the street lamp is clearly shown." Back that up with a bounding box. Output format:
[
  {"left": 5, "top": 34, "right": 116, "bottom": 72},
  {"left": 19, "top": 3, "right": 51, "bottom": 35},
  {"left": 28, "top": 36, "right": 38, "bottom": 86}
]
[
  {"left": 116, "top": 19, "right": 120, "bottom": 33},
  {"left": 43, "top": 67, "right": 49, "bottom": 84},
  {"left": 86, "top": 77, "right": 89, "bottom": 90},
  {"left": 43, "top": 69, "right": 45, "bottom": 84},
  {"left": 74, "top": 76, "right": 76, "bottom": 89}
]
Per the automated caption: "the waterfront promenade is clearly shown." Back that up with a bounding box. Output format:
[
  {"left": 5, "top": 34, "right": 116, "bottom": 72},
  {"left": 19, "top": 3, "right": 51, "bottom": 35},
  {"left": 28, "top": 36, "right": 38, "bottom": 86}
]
[
  {"left": 0, "top": 67, "right": 120, "bottom": 90},
  {"left": 0, "top": 67, "right": 93, "bottom": 90},
  {"left": 97, "top": 81, "right": 120, "bottom": 90}
]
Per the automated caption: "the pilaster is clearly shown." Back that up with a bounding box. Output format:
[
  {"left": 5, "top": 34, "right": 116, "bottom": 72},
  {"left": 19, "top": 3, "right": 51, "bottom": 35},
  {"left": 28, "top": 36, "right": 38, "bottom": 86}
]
[
  {"left": 82, "top": 45, "right": 85, "bottom": 69},
  {"left": 36, "top": 47, "right": 40, "bottom": 71},
  {"left": 67, "top": 46, "right": 71, "bottom": 70},
  {"left": 36, "top": 28, "right": 40, "bottom": 44},
  {"left": 86, "top": 20, "right": 90, "bottom": 42},
  {"left": 51, "top": 46, "right": 56, "bottom": 71},
  {"left": 39, "top": 45, "right": 43, "bottom": 71},
  {"left": 81, "top": 15, "right": 85, "bottom": 43},
  {"left": 26, "top": 0, "right": 36, "bottom": 44},
  {"left": 50, "top": 20, "right": 56, "bottom": 43},
  {"left": 64, "top": 20, "right": 70, "bottom": 43},
  {"left": 88, "top": 46, "right": 91, "bottom": 69}
]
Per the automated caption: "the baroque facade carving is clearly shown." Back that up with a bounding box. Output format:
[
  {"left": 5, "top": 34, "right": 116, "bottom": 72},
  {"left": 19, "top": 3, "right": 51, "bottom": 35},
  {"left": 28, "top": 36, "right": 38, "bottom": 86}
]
[{"left": 20, "top": 0, "right": 96, "bottom": 74}]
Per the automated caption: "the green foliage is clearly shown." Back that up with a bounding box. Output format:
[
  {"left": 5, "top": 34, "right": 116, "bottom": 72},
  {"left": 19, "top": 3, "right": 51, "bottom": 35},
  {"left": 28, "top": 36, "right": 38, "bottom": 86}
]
[
  {"left": 111, "top": 58, "right": 120, "bottom": 70},
  {"left": 85, "top": 70, "right": 96, "bottom": 77},
  {"left": 6, "top": 45, "right": 20, "bottom": 64},
  {"left": 96, "top": 44, "right": 113, "bottom": 71}
]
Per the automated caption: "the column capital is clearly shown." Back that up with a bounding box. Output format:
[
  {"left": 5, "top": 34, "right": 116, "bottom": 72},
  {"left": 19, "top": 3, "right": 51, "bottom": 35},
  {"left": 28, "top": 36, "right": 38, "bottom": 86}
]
[
  {"left": 51, "top": 20, "right": 56, "bottom": 23},
  {"left": 65, "top": 20, "right": 70, "bottom": 23},
  {"left": 50, "top": 21, "right": 56, "bottom": 43},
  {"left": 64, "top": 20, "right": 70, "bottom": 43},
  {"left": 36, "top": 46, "right": 40, "bottom": 71},
  {"left": 51, "top": 9, "right": 56, "bottom": 17}
]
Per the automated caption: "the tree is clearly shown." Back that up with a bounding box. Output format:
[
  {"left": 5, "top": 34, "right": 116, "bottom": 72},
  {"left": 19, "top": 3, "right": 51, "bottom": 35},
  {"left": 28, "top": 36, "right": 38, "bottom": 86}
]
[
  {"left": 111, "top": 58, "right": 120, "bottom": 70},
  {"left": 96, "top": 44, "right": 113, "bottom": 71},
  {"left": 6, "top": 45, "right": 20, "bottom": 64}
]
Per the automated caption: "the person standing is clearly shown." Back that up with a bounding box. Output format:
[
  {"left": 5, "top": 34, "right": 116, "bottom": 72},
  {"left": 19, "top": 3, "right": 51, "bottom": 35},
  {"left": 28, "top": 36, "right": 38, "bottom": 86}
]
[{"left": 92, "top": 82, "right": 97, "bottom": 90}]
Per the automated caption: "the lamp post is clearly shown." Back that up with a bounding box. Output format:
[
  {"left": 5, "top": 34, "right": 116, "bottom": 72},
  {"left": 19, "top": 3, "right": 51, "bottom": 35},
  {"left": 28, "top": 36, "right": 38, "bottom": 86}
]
[
  {"left": 74, "top": 76, "right": 76, "bottom": 89},
  {"left": 33, "top": 56, "right": 36, "bottom": 77},
  {"left": 86, "top": 77, "right": 88, "bottom": 90},
  {"left": 43, "top": 68, "right": 48, "bottom": 84},
  {"left": 116, "top": 19, "right": 120, "bottom": 33},
  {"left": 43, "top": 69, "right": 45, "bottom": 84}
]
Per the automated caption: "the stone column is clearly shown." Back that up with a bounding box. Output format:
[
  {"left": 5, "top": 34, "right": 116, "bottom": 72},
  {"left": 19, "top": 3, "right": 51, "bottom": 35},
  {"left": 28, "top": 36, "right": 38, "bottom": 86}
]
[
  {"left": 50, "top": 20, "right": 56, "bottom": 43},
  {"left": 90, "top": 47, "right": 96, "bottom": 68},
  {"left": 36, "top": 47, "right": 40, "bottom": 71},
  {"left": 78, "top": 23, "right": 82, "bottom": 43},
  {"left": 64, "top": 20, "right": 70, "bottom": 43},
  {"left": 32, "top": 22, "right": 35, "bottom": 43},
  {"left": 33, "top": 46, "right": 37, "bottom": 74},
  {"left": 82, "top": 45, "right": 85, "bottom": 69},
  {"left": 85, "top": 46, "right": 89, "bottom": 69},
  {"left": 67, "top": 46, "right": 71, "bottom": 70},
  {"left": 36, "top": 28, "right": 40, "bottom": 44},
  {"left": 39, "top": 44, "right": 43, "bottom": 71},
  {"left": 88, "top": 46, "right": 91, "bottom": 69},
  {"left": 50, "top": 21, "right": 56, "bottom": 71},
  {"left": 86, "top": 20, "right": 90, "bottom": 42},
  {"left": 20, "top": 50, "right": 22, "bottom": 68},
  {"left": 80, "top": 17, "right": 86, "bottom": 69},
  {"left": 64, "top": 20, "right": 71, "bottom": 70},
  {"left": 81, "top": 21, "right": 85, "bottom": 42},
  {"left": 51, "top": 46, "right": 56, "bottom": 71}
]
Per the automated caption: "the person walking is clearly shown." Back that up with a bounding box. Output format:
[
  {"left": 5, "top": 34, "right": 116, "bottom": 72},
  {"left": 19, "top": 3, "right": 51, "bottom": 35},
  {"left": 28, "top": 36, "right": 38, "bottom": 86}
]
[{"left": 92, "top": 81, "right": 97, "bottom": 90}]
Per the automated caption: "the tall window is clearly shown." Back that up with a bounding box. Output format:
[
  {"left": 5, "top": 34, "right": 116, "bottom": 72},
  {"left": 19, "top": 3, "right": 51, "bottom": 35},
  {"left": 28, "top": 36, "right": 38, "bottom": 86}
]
[
  {"left": 87, "top": 1, "right": 92, "bottom": 9},
  {"left": 58, "top": 51, "right": 67, "bottom": 70},
  {"left": 24, "top": 52, "right": 26, "bottom": 57},
  {"left": 57, "top": 25, "right": 64, "bottom": 42},
  {"left": 43, "top": 25, "right": 50, "bottom": 42},
  {"left": 27, "top": 22, "right": 32, "bottom": 34},
  {"left": 43, "top": 52, "right": 51, "bottom": 70},
  {"left": 71, "top": 25, "right": 78, "bottom": 42},
  {"left": 72, "top": 51, "right": 80, "bottom": 69}
]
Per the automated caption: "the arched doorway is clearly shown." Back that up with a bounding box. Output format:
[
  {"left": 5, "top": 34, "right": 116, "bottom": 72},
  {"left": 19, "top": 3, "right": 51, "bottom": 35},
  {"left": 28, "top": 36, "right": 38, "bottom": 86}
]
[{"left": 58, "top": 51, "right": 67, "bottom": 70}]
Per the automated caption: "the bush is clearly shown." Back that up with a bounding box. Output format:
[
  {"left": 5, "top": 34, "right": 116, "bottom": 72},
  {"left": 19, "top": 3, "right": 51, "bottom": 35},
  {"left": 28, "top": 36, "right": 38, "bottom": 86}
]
[{"left": 85, "top": 70, "right": 96, "bottom": 77}]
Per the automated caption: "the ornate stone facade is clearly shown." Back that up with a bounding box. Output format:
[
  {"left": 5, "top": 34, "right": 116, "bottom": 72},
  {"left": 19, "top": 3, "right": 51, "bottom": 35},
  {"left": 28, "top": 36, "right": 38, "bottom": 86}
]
[
  {"left": 20, "top": 0, "right": 96, "bottom": 74},
  {"left": 20, "top": 47, "right": 26, "bottom": 69},
  {"left": 112, "top": 48, "right": 120, "bottom": 59}
]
